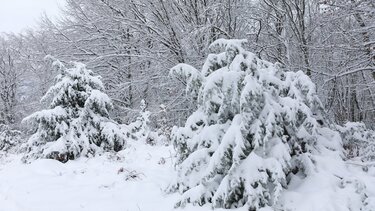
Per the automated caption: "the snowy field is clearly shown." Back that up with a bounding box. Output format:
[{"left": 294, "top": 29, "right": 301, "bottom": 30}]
[
  {"left": 0, "top": 142, "right": 218, "bottom": 211},
  {"left": 0, "top": 141, "right": 375, "bottom": 211},
  {"left": 0, "top": 143, "right": 180, "bottom": 211}
]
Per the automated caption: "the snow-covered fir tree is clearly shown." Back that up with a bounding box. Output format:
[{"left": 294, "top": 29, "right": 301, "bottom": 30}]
[
  {"left": 22, "top": 58, "right": 127, "bottom": 162},
  {"left": 128, "top": 99, "right": 151, "bottom": 141},
  {"left": 167, "top": 39, "right": 343, "bottom": 210},
  {"left": 127, "top": 99, "right": 167, "bottom": 145},
  {"left": 338, "top": 122, "right": 375, "bottom": 161},
  {"left": 0, "top": 124, "right": 22, "bottom": 153}
]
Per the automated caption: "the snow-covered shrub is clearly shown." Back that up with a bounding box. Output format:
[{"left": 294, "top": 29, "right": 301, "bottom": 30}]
[
  {"left": 167, "top": 39, "right": 343, "bottom": 210},
  {"left": 22, "top": 59, "right": 127, "bottom": 163},
  {"left": 127, "top": 100, "right": 167, "bottom": 145},
  {"left": 337, "top": 122, "right": 375, "bottom": 161},
  {"left": 0, "top": 124, "right": 22, "bottom": 153},
  {"left": 128, "top": 100, "right": 151, "bottom": 141}
]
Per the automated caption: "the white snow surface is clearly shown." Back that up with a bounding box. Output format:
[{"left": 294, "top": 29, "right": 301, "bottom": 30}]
[{"left": 0, "top": 141, "right": 374, "bottom": 211}]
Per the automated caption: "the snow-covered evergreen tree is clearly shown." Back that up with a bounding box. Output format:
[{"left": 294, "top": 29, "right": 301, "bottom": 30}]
[
  {"left": 0, "top": 124, "right": 22, "bottom": 153},
  {"left": 128, "top": 99, "right": 151, "bottom": 141},
  {"left": 168, "top": 39, "right": 343, "bottom": 210},
  {"left": 127, "top": 99, "right": 167, "bottom": 145},
  {"left": 22, "top": 58, "right": 127, "bottom": 162},
  {"left": 338, "top": 122, "right": 375, "bottom": 161}
]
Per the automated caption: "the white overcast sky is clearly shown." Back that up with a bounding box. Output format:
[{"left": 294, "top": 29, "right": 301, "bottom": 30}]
[{"left": 0, "top": 0, "right": 65, "bottom": 33}]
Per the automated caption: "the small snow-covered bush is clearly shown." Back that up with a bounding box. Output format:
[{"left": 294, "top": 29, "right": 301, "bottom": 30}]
[
  {"left": 127, "top": 100, "right": 168, "bottom": 145},
  {"left": 167, "top": 39, "right": 343, "bottom": 210},
  {"left": 22, "top": 58, "right": 127, "bottom": 163},
  {"left": 337, "top": 122, "right": 375, "bottom": 161},
  {"left": 0, "top": 124, "right": 22, "bottom": 153},
  {"left": 127, "top": 100, "right": 151, "bottom": 141}
]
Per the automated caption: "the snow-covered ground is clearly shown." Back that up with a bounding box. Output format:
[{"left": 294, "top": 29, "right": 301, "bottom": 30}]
[
  {"left": 0, "top": 142, "right": 221, "bottom": 211},
  {"left": 0, "top": 141, "right": 374, "bottom": 211},
  {"left": 0, "top": 143, "right": 173, "bottom": 211}
]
